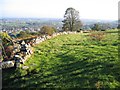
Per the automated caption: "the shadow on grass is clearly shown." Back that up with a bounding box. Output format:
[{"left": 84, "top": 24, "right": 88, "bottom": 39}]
[
  {"left": 20, "top": 49, "right": 120, "bottom": 88},
  {"left": 2, "top": 43, "right": 120, "bottom": 89}
]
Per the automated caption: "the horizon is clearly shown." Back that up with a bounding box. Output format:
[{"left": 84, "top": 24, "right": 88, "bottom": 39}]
[
  {"left": 0, "top": 17, "right": 117, "bottom": 21},
  {"left": 0, "top": 0, "right": 119, "bottom": 20}
]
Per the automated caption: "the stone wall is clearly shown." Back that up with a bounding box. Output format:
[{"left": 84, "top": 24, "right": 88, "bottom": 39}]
[{"left": 1, "top": 31, "right": 82, "bottom": 69}]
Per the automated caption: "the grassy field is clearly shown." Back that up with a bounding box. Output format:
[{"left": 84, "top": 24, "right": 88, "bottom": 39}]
[{"left": 3, "top": 30, "right": 120, "bottom": 89}]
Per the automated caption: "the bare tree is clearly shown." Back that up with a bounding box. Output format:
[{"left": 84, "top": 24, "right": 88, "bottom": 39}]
[{"left": 62, "top": 7, "right": 82, "bottom": 31}]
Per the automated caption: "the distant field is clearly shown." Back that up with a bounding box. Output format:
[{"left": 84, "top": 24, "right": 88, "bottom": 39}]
[{"left": 3, "top": 30, "right": 120, "bottom": 88}]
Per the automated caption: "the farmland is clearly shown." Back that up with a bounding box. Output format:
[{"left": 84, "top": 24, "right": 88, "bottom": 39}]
[{"left": 2, "top": 29, "right": 120, "bottom": 89}]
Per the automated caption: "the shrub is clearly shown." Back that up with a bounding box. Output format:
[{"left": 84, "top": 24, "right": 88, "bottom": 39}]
[
  {"left": 0, "top": 32, "right": 14, "bottom": 61},
  {"left": 17, "top": 31, "right": 30, "bottom": 38},
  {"left": 89, "top": 32, "right": 105, "bottom": 41},
  {"left": 4, "top": 45, "right": 14, "bottom": 60},
  {"left": 40, "top": 26, "right": 56, "bottom": 36}
]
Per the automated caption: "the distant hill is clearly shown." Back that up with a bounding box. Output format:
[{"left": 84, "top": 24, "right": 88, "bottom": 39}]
[
  {"left": 1, "top": 17, "right": 117, "bottom": 24},
  {"left": 0, "top": 18, "right": 118, "bottom": 32}
]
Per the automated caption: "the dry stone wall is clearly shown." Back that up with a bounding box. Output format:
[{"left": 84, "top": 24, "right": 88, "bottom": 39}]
[{"left": 1, "top": 31, "right": 81, "bottom": 69}]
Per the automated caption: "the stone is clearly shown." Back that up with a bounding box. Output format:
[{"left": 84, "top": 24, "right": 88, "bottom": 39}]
[
  {"left": 80, "top": 30, "right": 83, "bottom": 33},
  {"left": 35, "top": 38, "right": 41, "bottom": 44},
  {"left": 15, "top": 62, "right": 21, "bottom": 68},
  {"left": 22, "top": 66, "right": 29, "bottom": 70},
  {"left": 1, "top": 61, "right": 14, "bottom": 69},
  {"left": 21, "top": 41, "right": 25, "bottom": 45},
  {"left": 46, "top": 35, "right": 51, "bottom": 39},
  {"left": 13, "top": 44, "right": 21, "bottom": 53},
  {"left": 14, "top": 54, "right": 24, "bottom": 63}
]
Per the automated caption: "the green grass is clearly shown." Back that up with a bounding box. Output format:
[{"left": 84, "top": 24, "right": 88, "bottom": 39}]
[
  {"left": 2, "top": 30, "right": 120, "bottom": 89},
  {"left": 105, "top": 29, "right": 119, "bottom": 33}
]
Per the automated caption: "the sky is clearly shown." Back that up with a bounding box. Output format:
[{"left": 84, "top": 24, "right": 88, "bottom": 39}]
[{"left": 0, "top": 0, "right": 119, "bottom": 20}]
